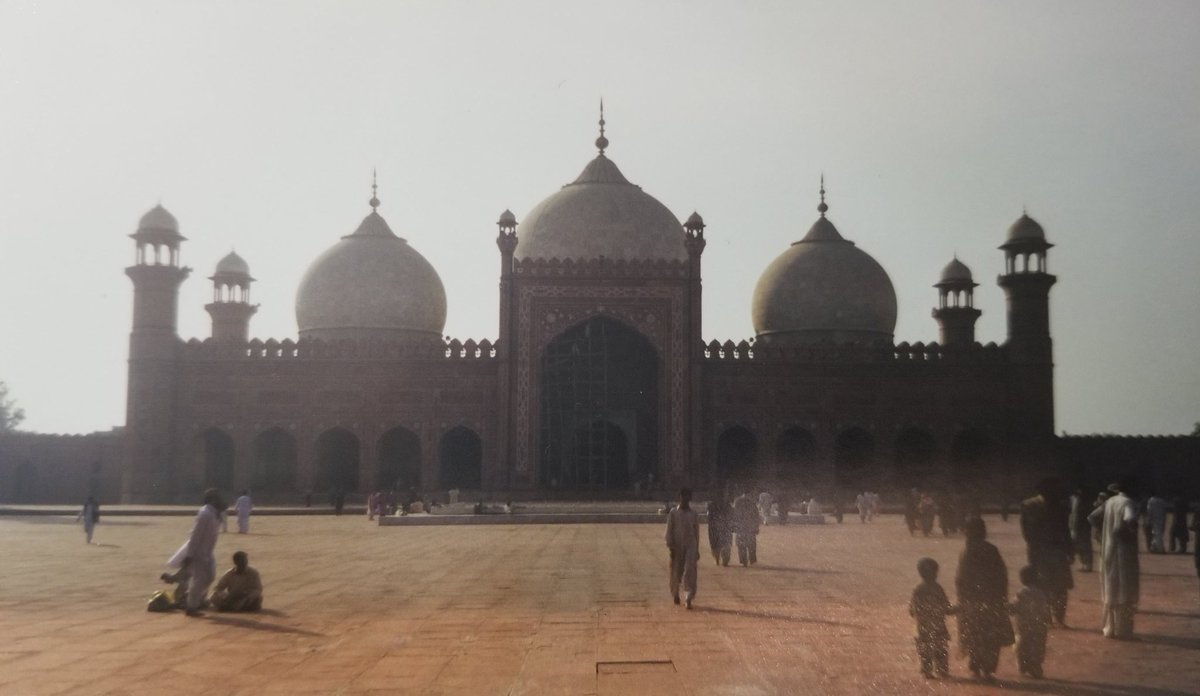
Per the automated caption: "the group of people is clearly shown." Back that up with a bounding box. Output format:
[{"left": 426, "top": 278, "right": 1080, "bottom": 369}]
[
  {"left": 704, "top": 489, "right": 763, "bottom": 568},
  {"left": 855, "top": 491, "right": 881, "bottom": 522},
  {"left": 904, "top": 488, "right": 981, "bottom": 538},
  {"left": 910, "top": 521, "right": 1051, "bottom": 682},
  {"left": 149, "top": 489, "right": 264, "bottom": 616},
  {"left": 910, "top": 475, "right": 1198, "bottom": 683}
]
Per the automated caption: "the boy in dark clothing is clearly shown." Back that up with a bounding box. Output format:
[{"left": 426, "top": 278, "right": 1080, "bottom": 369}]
[
  {"left": 909, "top": 557, "right": 955, "bottom": 678},
  {"left": 1011, "top": 565, "right": 1052, "bottom": 678}
]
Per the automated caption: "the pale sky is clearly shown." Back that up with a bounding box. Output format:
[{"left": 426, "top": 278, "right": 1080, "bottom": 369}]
[{"left": 1, "top": 0, "right": 1198, "bottom": 436}]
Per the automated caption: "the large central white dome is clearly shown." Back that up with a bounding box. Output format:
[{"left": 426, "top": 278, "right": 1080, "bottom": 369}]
[
  {"left": 295, "top": 206, "right": 446, "bottom": 341},
  {"left": 514, "top": 152, "right": 687, "bottom": 262}
]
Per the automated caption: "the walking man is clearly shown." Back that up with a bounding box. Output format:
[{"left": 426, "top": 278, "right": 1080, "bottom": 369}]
[
  {"left": 1097, "top": 479, "right": 1140, "bottom": 639},
  {"left": 234, "top": 489, "right": 253, "bottom": 534},
  {"left": 666, "top": 488, "right": 700, "bottom": 609},
  {"left": 182, "top": 488, "right": 224, "bottom": 617},
  {"left": 733, "top": 489, "right": 759, "bottom": 566},
  {"left": 76, "top": 495, "right": 100, "bottom": 544},
  {"left": 1020, "top": 477, "right": 1074, "bottom": 626}
]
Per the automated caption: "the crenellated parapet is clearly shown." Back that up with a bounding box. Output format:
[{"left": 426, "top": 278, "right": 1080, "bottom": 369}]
[
  {"left": 513, "top": 256, "right": 690, "bottom": 279},
  {"left": 182, "top": 336, "right": 499, "bottom": 361},
  {"left": 701, "top": 338, "right": 1006, "bottom": 363}
]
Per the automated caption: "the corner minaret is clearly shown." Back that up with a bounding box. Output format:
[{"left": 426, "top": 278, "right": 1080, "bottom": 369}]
[
  {"left": 124, "top": 204, "right": 190, "bottom": 502},
  {"left": 205, "top": 251, "right": 257, "bottom": 342},
  {"left": 998, "top": 213, "right": 1056, "bottom": 363},
  {"left": 932, "top": 256, "right": 981, "bottom": 347},
  {"left": 997, "top": 212, "right": 1057, "bottom": 437}
]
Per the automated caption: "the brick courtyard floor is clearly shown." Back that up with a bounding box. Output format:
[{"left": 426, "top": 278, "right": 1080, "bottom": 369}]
[{"left": 1, "top": 514, "right": 1197, "bottom": 695}]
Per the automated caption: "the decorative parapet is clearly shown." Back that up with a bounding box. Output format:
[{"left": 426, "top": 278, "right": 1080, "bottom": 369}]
[
  {"left": 182, "top": 337, "right": 499, "bottom": 361},
  {"left": 701, "top": 338, "right": 1006, "bottom": 363},
  {"left": 513, "top": 256, "right": 690, "bottom": 279}
]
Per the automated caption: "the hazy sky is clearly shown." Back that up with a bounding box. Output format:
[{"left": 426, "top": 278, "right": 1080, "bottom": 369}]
[{"left": 1, "top": 1, "right": 1198, "bottom": 436}]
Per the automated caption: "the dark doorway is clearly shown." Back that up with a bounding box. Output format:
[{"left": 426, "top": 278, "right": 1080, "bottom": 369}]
[
  {"left": 776, "top": 427, "right": 816, "bottom": 481},
  {"left": 834, "top": 427, "right": 875, "bottom": 487},
  {"left": 567, "top": 419, "right": 630, "bottom": 490},
  {"left": 717, "top": 426, "right": 759, "bottom": 482},
  {"left": 440, "top": 426, "right": 482, "bottom": 490},
  {"left": 951, "top": 429, "right": 991, "bottom": 481},
  {"left": 202, "top": 428, "right": 235, "bottom": 491},
  {"left": 379, "top": 427, "right": 421, "bottom": 491},
  {"left": 253, "top": 428, "right": 297, "bottom": 492},
  {"left": 895, "top": 427, "right": 937, "bottom": 482},
  {"left": 540, "top": 317, "right": 657, "bottom": 491},
  {"left": 316, "top": 428, "right": 359, "bottom": 493}
]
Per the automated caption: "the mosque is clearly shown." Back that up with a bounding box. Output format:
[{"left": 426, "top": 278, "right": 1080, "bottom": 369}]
[{"left": 113, "top": 113, "right": 1064, "bottom": 504}]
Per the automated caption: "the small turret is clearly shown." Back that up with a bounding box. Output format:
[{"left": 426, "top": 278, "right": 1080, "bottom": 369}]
[
  {"left": 932, "top": 256, "right": 981, "bottom": 347},
  {"left": 205, "top": 251, "right": 258, "bottom": 342}
]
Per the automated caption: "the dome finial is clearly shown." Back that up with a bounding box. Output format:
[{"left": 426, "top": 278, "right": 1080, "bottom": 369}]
[
  {"left": 595, "top": 98, "right": 609, "bottom": 155},
  {"left": 817, "top": 173, "right": 829, "bottom": 217},
  {"left": 369, "top": 169, "right": 380, "bottom": 211}
]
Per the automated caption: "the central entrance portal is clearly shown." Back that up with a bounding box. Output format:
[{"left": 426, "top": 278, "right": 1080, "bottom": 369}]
[{"left": 540, "top": 317, "right": 657, "bottom": 492}]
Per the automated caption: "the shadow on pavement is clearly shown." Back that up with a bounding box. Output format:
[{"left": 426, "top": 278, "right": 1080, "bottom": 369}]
[
  {"left": 750, "top": 564, "right": 841, "bottom": 575},
  {"left": 1134, "top": 633, "right": 1200, "bottom": 650},
  {"left": 1137, "top": 609, "right": 1200, "bottom": 619},
  {"left": 983, "top": 676, "right": 1200, "bottom": 696},
  {"left": 693, "top": 605, "right": 860, "bottom": 628},
  {"left": 204, "top": 614, "right": 325, "bottom": 637}
]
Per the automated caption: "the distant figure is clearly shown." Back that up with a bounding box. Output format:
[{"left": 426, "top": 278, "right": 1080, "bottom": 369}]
[
  {"left": 148, "top": 558, "right": 192, "bottom": 612},
  {"left": 1146, "top": 493, "right": 1169, "bottom": 553},
  {"left": 919, "top": 493, "right": 937, "bottom": 537},
  {"left": 856, "top": 492, "right": 869, "bottom": 523},
  {"left": 333, "top": 489, "right": 345, "bottom": 515},
  {"left": 1169, "top": 497, "right": 1190, "bottom": 553},
  {"left": 833, "top": 497, "right": 844, "bottom": 524},
  {"left": 76, "top": 495, "right": 100, "bottom": 544},
  {"left": 211, "top": 551, "right": 263, "bottom": 612},
  {"left": 665, "top": 488, "right": 700, "bottom": 609},
  {"left": 955, "top": 517, "right": 1013, "bottom": 681},
  {"left": 1097, "top": 479, "right": 1140, "bottom": 639},
  {"left": 757, "top": 490, "right": 773, "bottom": 526},
  {"left": 909, "top": 557, "right": 954, "bottom": 679},
  {"left": 179, "top": 488, "right": 225, "bottom": 617},
  {"left": 1020, "top": 478, "right": 1074, "bottom": 626},
  {"left": 732, "top": 490, "right": 759, "bottom": 567},
  {"left": 938, "top": 492, "right": 958, "bottom": 537},
  {"left": 234, "top": 490, "right": 252, "bottom": 534},
  {"left": 806, "top": 497, "right": 821, "bottom": 516},
  {"left": 904, "top": 489, "right": 920, "bottom": 535},
  {"left": 1068, "top": 488, "right": 1094, "bottom": 572},
  {"left": 366, "top": 491, "right": 379, "bottom": 521},
  {"left": 706, "top": 496, "right": 732, "bottom": 566},
  {"left": 868, "top": 491, "right": 881, "bottom": 521},
  {"left": 775, "top": 490, "right": 791, "bottom": 526},
  {"left": 1011, "top": 565, "right": 1051, "bottom": 679}
]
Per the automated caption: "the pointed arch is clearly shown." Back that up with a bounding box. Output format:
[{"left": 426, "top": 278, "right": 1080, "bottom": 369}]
[
  {"left": 440, "top": 426, "right": 482, "bottom": 490},
  {"left": 315, "top": 427, "right": 360, "bottom": 493},
  {"left": 253, "top": 428, "right": 297, "bottom": 492},
  {"left": 379, "top": 426, "right": 421, "bottom": 491},
  {"left": 717, "top": 425, "right": 759, "bottom": 482},
  {"left": 775, "top": 427, "right": 817, "bottom": 481},
  {"left": 834, "top": 427, "right": 875, "bottom": 487}
]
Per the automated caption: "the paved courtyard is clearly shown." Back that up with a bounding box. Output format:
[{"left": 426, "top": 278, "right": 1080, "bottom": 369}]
[{"left": 1, "top": 513, "right": 1197, "bottom": 695}]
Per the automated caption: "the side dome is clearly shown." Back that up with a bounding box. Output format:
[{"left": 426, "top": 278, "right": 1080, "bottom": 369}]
[
  {"left": 513, "top": 138, "right": 687, "bottom": 261},
  {"left": 752, "top": 194, "right": 897, "bottom": 345},
  {"left": 295, "top": 202, "right": 446, "bottom": 341}
]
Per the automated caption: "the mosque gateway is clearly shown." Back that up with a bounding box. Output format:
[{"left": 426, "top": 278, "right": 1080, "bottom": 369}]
[{"left": 118, "top": 117, "right": 1062, "bottom": 503}]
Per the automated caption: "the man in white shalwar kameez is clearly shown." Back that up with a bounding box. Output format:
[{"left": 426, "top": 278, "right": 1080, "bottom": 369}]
[
  {"left": 234, "top": 490, "right": 253, "bottom": 534},
  {"left": 665, "top": 488, "right": 700, "bottom": 609},
  {"left": 181, "top": 489, "right": 224, "bottom": 616},
  {"left": 1098, "top": 480, "right": 1140, "bottom": 639}
]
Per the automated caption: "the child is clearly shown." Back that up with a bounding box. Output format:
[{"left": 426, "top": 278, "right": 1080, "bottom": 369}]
[
  {"left": 909, "top": 557, "right": 954, "bottom": 678},
  {"left": 1010, "top": 565, "right": 1051, "bottom": 678}
]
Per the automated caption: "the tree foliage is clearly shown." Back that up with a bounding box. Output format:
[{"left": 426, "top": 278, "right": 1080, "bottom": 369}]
[{"left": 0, "top": 381, "right": 24, "bottom": 432}]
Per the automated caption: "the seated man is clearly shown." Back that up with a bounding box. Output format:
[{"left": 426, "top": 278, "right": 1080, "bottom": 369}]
[{"left": 211, "top": 551, "right": 263, "bottom": 612}]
